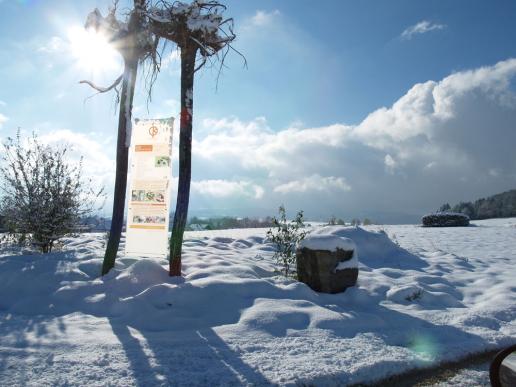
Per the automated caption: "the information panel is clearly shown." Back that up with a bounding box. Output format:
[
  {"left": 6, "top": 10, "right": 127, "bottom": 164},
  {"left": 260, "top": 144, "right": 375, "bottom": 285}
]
[{"left": 125, "top": 118, "right": 174, "bottom": 257}]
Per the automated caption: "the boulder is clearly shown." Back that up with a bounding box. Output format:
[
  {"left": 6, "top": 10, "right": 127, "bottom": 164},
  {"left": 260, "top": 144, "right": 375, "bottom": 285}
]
[
  {"left": 422, "top": 212, "right": 470, "bottom": 227},
  {"left": 296, "top": 235, "right": 358, "bottom": 294}
]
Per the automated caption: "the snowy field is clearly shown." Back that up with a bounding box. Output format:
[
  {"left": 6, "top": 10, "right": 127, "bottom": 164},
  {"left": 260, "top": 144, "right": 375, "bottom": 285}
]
[{"left": 0, "top": 218, "right": 515, "bottom": 386}]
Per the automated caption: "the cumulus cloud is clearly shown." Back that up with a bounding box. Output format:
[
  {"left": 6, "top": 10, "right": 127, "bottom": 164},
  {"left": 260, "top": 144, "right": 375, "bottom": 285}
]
[
  {"left": 401, "top": 20, "right": 446, "bottom": 40},
  {"left": 274, "top": 175, "right": 351, "bottom": 194},
  {"left": 353, "top": 59, "right": 516, "bottom": 171},
  {"left": 189, "top": 58, "right": 516, "bottom": 220},
  {"left": 192, "top": 179, "right": 264, "bottom": 199}
]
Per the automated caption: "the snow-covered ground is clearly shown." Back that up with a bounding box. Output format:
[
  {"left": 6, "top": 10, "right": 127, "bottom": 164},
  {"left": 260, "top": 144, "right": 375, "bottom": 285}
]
[{"left": 0, "top": 218, "right": 515, "bottom": 386}]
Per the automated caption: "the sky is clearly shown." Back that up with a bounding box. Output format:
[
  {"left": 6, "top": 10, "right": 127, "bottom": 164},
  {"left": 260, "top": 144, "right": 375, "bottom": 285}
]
[{"left": 0, "top": 0, "right": 516, "bottom": 223}]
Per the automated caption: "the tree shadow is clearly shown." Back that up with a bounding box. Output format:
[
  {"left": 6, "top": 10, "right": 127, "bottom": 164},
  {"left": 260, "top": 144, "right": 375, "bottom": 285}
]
[{"left": 108, "top": 318, "right": 272, "bottom": 386}]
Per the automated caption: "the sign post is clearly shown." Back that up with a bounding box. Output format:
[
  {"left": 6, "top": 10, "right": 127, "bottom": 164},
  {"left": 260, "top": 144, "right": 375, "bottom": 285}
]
[{"left": 125, "top": 118, "right": 174, "bottom": 257}]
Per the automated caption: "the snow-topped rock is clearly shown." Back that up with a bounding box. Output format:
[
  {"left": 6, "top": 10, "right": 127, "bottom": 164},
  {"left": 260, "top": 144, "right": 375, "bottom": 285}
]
[
  {"left": 299, "top": 234, "right": 356, "bottom": 253},
  {"left": 297, "top": 232, "right": 359, "bottom": 293}
]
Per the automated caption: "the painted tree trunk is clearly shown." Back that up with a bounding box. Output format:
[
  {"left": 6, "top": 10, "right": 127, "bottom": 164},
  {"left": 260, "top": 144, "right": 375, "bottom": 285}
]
[
  {"left": 169, "top": 47, "right": 197, "bottom": 276},
  {"left": 101, "top": 59, "right": 138, "bottom": 276}
]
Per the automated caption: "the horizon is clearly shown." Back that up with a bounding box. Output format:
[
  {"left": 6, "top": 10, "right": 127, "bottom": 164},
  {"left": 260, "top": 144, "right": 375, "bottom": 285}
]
[{"left": 1, "top": 0, "right": 516, "bottom": 223}]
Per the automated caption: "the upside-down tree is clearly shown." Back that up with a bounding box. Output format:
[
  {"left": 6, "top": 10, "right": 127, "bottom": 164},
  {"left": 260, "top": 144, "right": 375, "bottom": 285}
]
[
  {"left": 80, "top": 0, "right": 159, "bottom": 275},
  {"left": 147, "top": 0, "right": 241, "bottom": 276}
]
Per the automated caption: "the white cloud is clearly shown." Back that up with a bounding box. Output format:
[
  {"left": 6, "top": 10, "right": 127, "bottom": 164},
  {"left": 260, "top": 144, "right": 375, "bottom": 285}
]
[
  {"left": 190, "top": 58, "right": 516, "bottom": 218},
  {"left": 249, "top": 10, "right": 281, "bottom": 27},
  {"left": 192, "top": 179, "right": 264, "bottom": 199},
  {"left": 401, "top": 20, "right": 446, "bottom": 40},
  {"left": 195, "top": 116, "right": 352, "bottom": 178},
  {"left": 0, "top": 113, "right": 8, "bottom": 128},
  {"left": 354, "top": 59, "right": 516, "bottom": 159},
  {"left": 274, "top": 175, "right": 351, "bottom": 194}
]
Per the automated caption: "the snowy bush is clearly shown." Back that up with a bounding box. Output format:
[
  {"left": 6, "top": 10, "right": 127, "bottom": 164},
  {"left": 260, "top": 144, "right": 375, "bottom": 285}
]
[
  {"left": 422, "top": 212, "right": 470, "bottom": 227},
  {"left": 0, "top": 131, "right": 104, "bottom": 253},
  {"left": 266, "top": 205, "right": 308, "bottom": 278}
]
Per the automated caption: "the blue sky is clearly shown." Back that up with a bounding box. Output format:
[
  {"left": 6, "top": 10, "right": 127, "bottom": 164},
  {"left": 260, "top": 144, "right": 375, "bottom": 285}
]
[{"left": 1, "top": 0, "right": 516, "bottom": 222}]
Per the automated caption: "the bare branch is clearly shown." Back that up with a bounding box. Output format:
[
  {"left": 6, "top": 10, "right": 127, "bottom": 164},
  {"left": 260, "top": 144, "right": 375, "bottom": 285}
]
[{"left": 79, "top": 74, "right": 124, "bottom": 93}]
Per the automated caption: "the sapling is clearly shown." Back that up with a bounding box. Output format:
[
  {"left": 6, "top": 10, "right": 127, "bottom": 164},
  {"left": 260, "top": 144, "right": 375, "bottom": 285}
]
[{"left": 266, "top": 205, "right": 308, "bottom": 278}]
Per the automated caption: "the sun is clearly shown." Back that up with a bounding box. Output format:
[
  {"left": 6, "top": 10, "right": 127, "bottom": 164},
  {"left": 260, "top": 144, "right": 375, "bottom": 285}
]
[{"left": 67, "top": 26, "right": 121, "bottom": 73}]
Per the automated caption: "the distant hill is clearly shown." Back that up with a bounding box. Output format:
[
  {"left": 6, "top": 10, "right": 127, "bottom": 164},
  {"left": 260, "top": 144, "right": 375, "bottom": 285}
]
[{"left": 439, "top": 189, "right": 516, "bottom": 220}]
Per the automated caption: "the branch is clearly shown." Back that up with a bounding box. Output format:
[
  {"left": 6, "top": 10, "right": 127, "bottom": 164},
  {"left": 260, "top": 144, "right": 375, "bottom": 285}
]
[{"left": 79, "top": 74, "right": 124, "bottom": 93}]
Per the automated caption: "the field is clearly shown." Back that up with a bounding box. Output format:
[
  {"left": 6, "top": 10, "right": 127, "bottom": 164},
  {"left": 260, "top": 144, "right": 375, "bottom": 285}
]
[{"left": 0, "top": 218, "right": 515, "bottom": 386}]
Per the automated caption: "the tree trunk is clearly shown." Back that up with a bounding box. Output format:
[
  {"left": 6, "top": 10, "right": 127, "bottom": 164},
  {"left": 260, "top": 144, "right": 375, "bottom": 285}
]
[
  {"left": 169, "top": 46, "right": 197, "bottom": 276},
  {"left": 102, "top": 59, "right": 138, "bottom": 276}
]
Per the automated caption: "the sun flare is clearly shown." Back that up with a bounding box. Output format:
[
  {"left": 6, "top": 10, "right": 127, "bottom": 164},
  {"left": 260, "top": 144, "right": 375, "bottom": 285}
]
[{"left": 67, "top": 26, "right": 121, "bottom": 73}]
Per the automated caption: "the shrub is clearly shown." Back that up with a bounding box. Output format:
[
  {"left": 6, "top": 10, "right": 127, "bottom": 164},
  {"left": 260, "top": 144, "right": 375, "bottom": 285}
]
[
  {"left": 266, "top": 205, "right": 308, "bottom": 278},
  {"left": 421, "top": 212, "right": 470, "bottom": 227},
  {"left": 350, "top": 218, "right": 361, "bottom": 226},
  {"left": 0, "top": 130, "right": 104, "bottom": 253},
  {"left": 362, "top": 218, "right": 373, "bottom": 226},
  {"left": 327, "top": 215, "right": 345, "bottom": 226}
]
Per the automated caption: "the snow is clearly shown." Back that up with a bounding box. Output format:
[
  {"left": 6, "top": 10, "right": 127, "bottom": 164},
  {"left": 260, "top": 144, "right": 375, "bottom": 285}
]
[
  {"left": 299, "top": 232, "right": 356, "bottom": 252},
  {"left": 148, "top": 2, "right": 222, "bottom": 35},
  {"left": 1, "top": 218, "right": 515, "bottom": 385}
]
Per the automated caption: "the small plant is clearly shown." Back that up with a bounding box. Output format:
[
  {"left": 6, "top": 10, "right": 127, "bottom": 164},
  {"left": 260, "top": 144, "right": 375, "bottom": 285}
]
[
  {"left": 266, "top": 205, "right": 308, "bottom": 278},
  {"left": 405, "top": 289, "right": 423, "bottom": 302}
]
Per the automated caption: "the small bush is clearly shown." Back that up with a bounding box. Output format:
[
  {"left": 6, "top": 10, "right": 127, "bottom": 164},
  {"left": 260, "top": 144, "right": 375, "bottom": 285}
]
[
  {"left": 327, "top": 215, "right": 345, "bottom": 226},
  {"left": 266, "top": 205, "right": 308, "bottom": 278},
  {"left": 422, "top": 212, "right": 469, "bottom": 227},
  {"left": 405, "top": 289, "right": 423, "bottom": 302},
  {"left": 0, "top": 130, "right": 104, "bottom": 253}
]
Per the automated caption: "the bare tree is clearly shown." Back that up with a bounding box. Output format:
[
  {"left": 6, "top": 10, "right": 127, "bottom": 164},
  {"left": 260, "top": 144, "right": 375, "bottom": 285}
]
[
  {"left": 147, "top": 0, "right": 241, "bottom": 276},
  {"left": 81, "top": 0, "right": 159, "bottom": 275}
]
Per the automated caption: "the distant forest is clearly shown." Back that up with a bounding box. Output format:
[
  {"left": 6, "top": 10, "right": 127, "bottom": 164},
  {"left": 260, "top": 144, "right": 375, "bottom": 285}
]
[{"left": 439, "top": 189, "right": 516, "bottom": 220}]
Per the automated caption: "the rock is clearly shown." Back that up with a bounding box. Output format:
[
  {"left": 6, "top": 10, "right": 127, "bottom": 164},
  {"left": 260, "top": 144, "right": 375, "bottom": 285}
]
[
  {"left": 422, "top": 212, "right": 470, "bottom": 227},
  {"left": 296, "top": 238, "right": 358, "bottom": 294}
]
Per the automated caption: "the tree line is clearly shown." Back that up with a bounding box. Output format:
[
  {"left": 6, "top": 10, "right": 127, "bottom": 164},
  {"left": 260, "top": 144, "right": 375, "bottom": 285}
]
[{"left": 439, "top": 189, "right": 516, "bottom": 220}]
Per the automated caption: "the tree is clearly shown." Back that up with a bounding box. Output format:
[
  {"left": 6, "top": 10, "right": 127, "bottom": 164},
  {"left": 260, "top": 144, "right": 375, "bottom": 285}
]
[
  {"left": 362, "top": 218, "right": 373, "bottom": 226},
  {"left": 350, "top": 218, "right": 361, "bottom": 226},
  {"left": 327, "top": 215, "right": 345, "bottom": 226},
  {"left": 0, "top": 131, "right": 103, "bottom": 253},
  {"left": 439, "top": 203, "right": 451, "bottom": 212},
  {"left": 81, "top": 1, "right": 159, "bottom": 275},
  {"left": 148, "top": 1, "right": 242, "bottom": 276}
]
